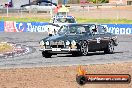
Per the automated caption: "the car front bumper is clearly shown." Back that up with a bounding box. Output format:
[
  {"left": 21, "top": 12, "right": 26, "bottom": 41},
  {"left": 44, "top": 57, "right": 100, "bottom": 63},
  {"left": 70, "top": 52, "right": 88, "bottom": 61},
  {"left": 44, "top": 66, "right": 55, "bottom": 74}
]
[{"left": 39, "top": 48, "right": 80, "bottom": 54}]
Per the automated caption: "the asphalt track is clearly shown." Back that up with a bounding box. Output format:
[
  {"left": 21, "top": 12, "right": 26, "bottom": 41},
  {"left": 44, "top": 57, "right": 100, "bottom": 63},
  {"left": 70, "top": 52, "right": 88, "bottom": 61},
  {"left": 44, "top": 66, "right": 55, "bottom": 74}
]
[{"left": 0, "top": 32, "right": 132, "bottom": 69}]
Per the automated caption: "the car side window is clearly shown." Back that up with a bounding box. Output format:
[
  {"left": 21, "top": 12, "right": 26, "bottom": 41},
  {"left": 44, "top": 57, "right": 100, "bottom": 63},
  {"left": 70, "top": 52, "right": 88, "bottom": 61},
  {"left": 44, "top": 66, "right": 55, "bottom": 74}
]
[
  {"left": 39, "top": 2, "right": 50, "bottom": 6},
  {"left": 97, "top": 25, "right": 106, "bottom": 34},
  {"left": 84, "top": 26, "right": 90, "bottom": 33},
  {"left": 90, "top": 25, "right": 98, "bottom": 34},
  {"left": 69, "top": 26, "right": 86, "bottom": 34}
]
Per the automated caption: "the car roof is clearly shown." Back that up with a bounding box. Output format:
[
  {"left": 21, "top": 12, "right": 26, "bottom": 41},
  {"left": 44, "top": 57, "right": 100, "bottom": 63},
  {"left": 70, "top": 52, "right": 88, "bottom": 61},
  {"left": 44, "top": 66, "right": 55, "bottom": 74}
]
[{"left": 61, "top": 23, "right": 96, "bottom": 26}]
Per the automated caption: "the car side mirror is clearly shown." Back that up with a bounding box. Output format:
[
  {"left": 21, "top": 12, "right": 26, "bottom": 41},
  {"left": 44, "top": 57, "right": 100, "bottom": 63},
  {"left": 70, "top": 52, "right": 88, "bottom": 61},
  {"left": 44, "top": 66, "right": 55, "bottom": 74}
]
[{"left": 103, "top": 27, "right": 107, "bottom": 32}]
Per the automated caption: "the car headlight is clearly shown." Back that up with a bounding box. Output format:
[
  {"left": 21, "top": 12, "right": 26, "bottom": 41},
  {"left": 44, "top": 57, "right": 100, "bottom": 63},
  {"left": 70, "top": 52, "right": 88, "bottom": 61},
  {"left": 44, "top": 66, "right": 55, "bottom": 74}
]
[
  {"left": 39, "top": 40, "right": 45, "bottom": 46},
  {"left": 66, "top": 40, "right": 70, "bottom": 45},
  {"left": 45, "top": 41, "right": 50, "bottom": 45},
  {"left": 71, "top": 40, "right": 76, "bottom": 46}
]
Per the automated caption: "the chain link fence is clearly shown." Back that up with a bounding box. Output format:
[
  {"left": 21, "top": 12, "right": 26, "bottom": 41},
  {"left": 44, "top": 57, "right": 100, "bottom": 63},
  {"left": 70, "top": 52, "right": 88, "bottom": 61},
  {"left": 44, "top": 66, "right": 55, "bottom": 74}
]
[{"left": 0, "top": 5, "right": 132, "bottom": 20}]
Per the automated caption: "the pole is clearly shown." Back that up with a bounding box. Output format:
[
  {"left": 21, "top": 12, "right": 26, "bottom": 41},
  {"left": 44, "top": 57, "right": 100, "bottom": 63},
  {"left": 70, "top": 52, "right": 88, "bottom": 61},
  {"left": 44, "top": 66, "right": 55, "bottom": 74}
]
[
  {"left": 6, "top": 0, "right": 9, "bottom": 17},
  {"left": 11, "top": 0, "right": 13, "bottom": 6},
  {"left": 50, "top": 0, "right": 53, "bottom": 17},
  {"left": 115, "top": 3, "right": 119, "bottom": 20},
  {"left": 6, "top": 4, "right": 9, "bottom": 17},
  {"left": 29, "top": 0, "right": 30, "bottom": 4}
]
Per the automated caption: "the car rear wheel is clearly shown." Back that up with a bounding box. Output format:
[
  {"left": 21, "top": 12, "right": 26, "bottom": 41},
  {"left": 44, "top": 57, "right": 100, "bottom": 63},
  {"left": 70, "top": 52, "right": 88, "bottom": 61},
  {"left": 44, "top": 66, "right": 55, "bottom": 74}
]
[
  {"left": 80, "top": 41, "right": 88, "bottom": 56},
  {"left": 104, "top": 40, "right": 114, "bottom": 54},
  {"left": 42, "top": 51, "right": 52, "bottom": 58}
]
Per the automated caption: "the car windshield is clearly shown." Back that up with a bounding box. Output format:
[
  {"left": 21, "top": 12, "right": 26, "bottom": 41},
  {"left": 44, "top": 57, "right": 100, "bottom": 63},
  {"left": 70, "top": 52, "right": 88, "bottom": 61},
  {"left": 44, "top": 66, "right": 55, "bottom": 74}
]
[
  {"left": 54, "top": 18, "right": 76, "bottom": 23},
  {"left": 97, "top": 26, "right": 106, "bottom": 33},
  {"left": 39, "top": 2, "right": 51, "bottom": 6},
  {"left": 58, "top": 25, "right": 91, "bottom": 35},
  {"left": 58, "top": 26, "right": 68, "bottom": 34}
]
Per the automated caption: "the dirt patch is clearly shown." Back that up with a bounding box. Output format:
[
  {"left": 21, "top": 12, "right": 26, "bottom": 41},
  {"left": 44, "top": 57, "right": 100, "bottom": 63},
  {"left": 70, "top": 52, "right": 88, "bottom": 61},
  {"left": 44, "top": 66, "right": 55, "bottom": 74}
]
[{"left": 0, "top": 62, "right": 131, "bottom": 88}]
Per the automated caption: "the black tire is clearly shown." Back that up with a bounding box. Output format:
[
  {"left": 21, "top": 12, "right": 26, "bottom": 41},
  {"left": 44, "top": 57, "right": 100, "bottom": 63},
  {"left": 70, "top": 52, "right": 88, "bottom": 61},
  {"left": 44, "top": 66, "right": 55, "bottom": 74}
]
[
  {"left": 42, "top": 51, "right": 52, "bottom": 58},
  {"left": 76, "top": 75, "right": 87, "bottom": 85},
  {"left": 80, "top": 41, "right": 88, "bottom": 56},
  {"left": 104, "top": 40, "right": 114, "bottom": 54}
]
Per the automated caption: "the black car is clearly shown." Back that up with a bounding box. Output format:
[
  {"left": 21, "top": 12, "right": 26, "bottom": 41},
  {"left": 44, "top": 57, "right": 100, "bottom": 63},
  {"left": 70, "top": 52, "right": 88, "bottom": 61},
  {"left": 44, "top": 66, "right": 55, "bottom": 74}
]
[{"left": 39, "top": 24, "right": 118, "bottom": 58}]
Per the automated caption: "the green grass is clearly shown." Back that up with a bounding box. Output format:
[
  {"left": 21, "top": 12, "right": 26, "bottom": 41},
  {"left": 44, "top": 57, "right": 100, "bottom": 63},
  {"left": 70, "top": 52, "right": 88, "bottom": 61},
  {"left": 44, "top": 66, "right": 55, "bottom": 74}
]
[
  {"left": 0, "top": 17, "right": 50, "bottom": 22},
  {"left": 0, "top": 17, "right": 132, "bottom": 24},
  {"left": 77, "top": 18, "right": 132, "bottom": 24}
]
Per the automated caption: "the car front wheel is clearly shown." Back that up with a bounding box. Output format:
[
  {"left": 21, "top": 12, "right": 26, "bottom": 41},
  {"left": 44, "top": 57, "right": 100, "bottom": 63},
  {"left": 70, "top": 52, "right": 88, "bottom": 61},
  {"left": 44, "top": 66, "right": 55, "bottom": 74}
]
[
  {"left": 42, "top": 51, "right": 52, "bottom": 58},
  {"left": 80, "top": 41, "right": 88, "bottom": 56},
  {"left": 104, "top": 40, "right": 114, "bottom": 54}
]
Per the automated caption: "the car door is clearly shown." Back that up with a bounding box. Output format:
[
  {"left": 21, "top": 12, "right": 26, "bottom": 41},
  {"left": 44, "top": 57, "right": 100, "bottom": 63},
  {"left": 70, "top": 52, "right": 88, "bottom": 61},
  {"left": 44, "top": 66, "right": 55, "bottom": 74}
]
[
  {"left": 86, "top": 25, "right": 101, "bottom": 51},
  {"left": 97, "top": 25, "right": 109, "bottom": 49}
]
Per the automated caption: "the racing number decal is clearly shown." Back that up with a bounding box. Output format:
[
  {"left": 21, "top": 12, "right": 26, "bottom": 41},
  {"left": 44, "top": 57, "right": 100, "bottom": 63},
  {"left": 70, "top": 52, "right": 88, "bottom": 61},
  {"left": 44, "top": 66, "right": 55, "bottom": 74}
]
[{"left": 96, "top": 37, "right": 101, "bottom": 43}]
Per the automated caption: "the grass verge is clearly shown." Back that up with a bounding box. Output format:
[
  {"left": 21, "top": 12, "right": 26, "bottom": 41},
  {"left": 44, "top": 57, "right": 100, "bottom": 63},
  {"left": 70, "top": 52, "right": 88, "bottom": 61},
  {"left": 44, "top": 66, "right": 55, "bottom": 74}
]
[
  {"left": 77, "top": 18, "right": 132, "bottom": 24},
  {"left": 0, "top": 17, "right": 132, "bottom": 23}
]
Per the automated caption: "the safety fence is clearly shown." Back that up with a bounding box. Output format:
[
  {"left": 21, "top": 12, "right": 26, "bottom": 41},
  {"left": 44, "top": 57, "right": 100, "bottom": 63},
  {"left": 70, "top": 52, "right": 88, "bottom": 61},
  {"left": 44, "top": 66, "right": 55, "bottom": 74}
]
[
  {"left": 0, "top": 21, "right": 132, "bottom": 34},
  {"left": 0, "top": 5, "right": 132, "bottom": 19}
]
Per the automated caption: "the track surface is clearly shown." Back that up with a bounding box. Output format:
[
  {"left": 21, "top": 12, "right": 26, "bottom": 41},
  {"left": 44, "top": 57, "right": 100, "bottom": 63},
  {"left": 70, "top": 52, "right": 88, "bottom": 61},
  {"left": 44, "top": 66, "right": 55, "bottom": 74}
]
[{"left": 0, "top": 33, "right": 132, "bottom": 69}]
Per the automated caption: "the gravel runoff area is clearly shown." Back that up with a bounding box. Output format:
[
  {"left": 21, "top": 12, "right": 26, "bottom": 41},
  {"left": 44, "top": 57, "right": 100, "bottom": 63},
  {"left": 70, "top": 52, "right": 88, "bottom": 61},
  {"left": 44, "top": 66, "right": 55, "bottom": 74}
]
[{"left": 0, "top": 62, "right": 132, "bottom": 88}]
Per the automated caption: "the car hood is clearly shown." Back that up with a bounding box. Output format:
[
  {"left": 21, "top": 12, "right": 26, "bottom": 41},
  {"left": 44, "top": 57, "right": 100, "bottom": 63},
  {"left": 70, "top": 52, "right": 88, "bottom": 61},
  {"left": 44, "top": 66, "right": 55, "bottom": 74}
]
[
  {"left": 48, "top": 23, "right": 75, "bottom": 28},
  {"left": 43, "top": 34, "right": 83, "bottom": 42},
  {"left": 54, "top": 23, "right": 76, "bottom": 27}
]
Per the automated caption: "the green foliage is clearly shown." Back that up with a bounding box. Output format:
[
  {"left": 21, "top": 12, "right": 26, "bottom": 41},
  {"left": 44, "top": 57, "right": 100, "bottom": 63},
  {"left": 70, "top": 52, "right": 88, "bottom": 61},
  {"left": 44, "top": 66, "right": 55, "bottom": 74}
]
[{"left": 91, "top": 0, "right": 96, "bottom": 3}]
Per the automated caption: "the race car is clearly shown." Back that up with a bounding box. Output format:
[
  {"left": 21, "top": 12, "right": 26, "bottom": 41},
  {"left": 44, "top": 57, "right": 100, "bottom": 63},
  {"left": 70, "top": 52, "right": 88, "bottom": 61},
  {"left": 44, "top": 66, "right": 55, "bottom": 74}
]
[
  {"left": 47, "top": 15, "right": 77, "bottom": 36},
  {"left": 39, "top": 23, "right": 118, "bottom": 58}
]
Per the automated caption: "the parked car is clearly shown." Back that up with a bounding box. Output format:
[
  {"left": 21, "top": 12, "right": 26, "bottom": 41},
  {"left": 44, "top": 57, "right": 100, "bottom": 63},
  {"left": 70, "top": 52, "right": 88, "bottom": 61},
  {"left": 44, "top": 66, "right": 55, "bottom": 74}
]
[
  {"left": 39, "top": 23, "right": 118, "bottom": 58},
  {"left": 48, "top": 15, "right": 77, "bottom": 36},
  {"left": 21, "top": 1, "right": 57, "bottom": 12}
]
